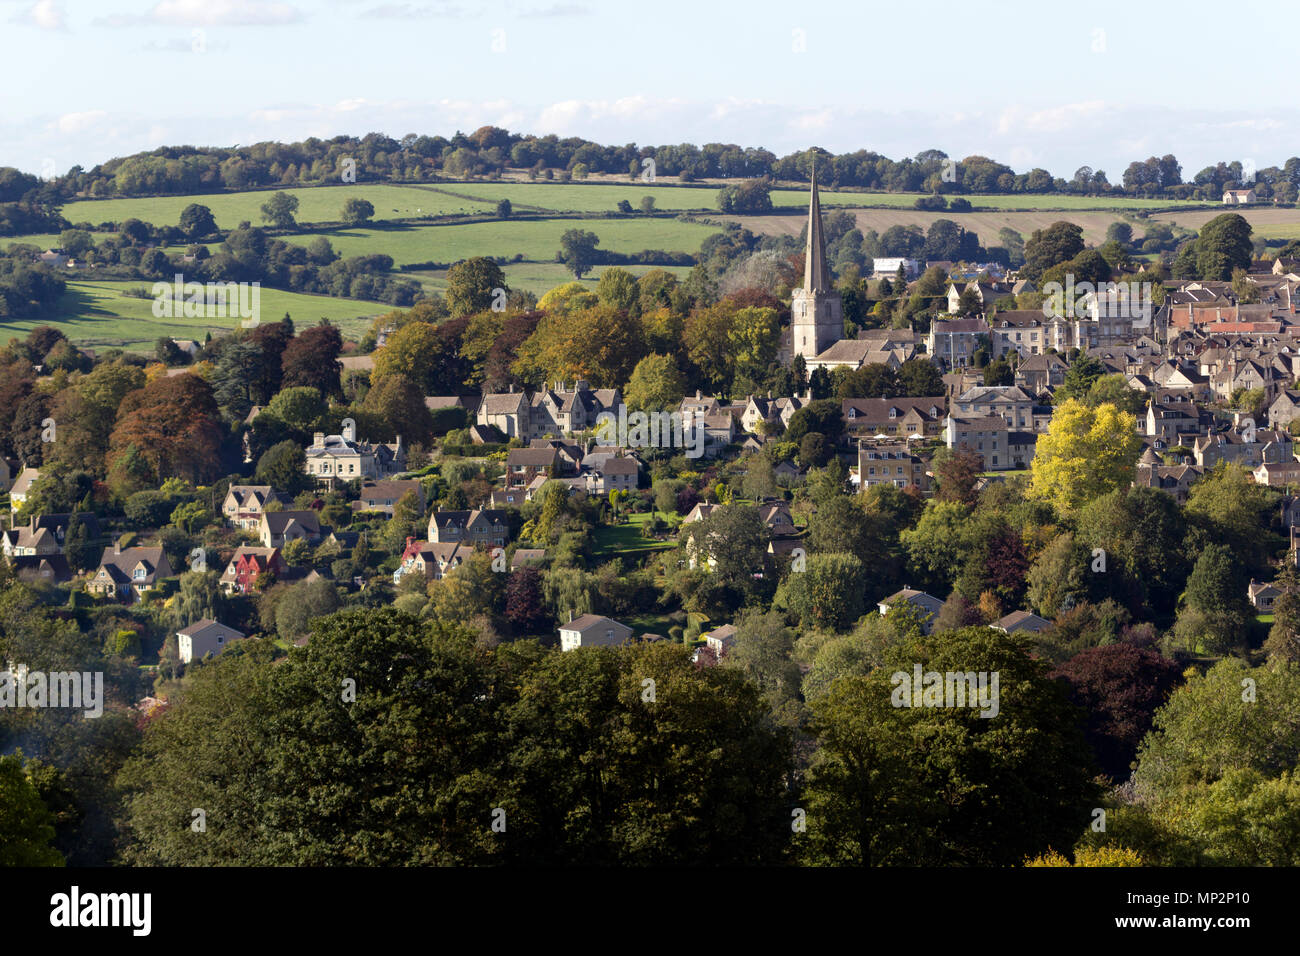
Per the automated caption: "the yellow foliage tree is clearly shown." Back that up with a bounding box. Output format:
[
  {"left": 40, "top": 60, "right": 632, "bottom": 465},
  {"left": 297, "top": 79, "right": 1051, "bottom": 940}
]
[
  {"left": 537, "top": 282, "right": 598, "bottom": 314},
  {"left": 1029, "top": 399, "right": 1142, "bottom": 513},
  {"left": 1025, "top": 845, "right": 1145, "bottom": 866}
]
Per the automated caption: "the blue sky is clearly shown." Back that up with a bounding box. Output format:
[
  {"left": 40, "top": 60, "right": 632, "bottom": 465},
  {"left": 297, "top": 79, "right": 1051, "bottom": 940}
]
[{"left": 1, "top": 0, "right": 1291, "bottom": 180}]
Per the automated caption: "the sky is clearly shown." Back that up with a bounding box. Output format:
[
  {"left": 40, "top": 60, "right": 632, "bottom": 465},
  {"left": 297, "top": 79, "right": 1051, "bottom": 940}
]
[{"left": 1, "top": 0, "right": 1292, "bottom": 181}]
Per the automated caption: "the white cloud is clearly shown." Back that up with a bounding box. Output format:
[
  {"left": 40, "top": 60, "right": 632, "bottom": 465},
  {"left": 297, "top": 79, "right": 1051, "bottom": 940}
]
[
  {"left": 13, "top": 0, "right": 68, "bottom": 30},
  {"left": 96, "top": 0, "right": 304, "bottom": 27},
  {"left": 54, "top": 110, "right": 109, "bottom": 134}
]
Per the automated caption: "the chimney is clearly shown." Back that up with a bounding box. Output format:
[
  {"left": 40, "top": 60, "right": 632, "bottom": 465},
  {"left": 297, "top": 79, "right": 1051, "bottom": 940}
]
[
  {"left": 696, "top": 389, "right": 702, "bottom": 400},
  {"left": 569, "top": 608, "right": 574, "bottom": 623},
  {"left": 314, "top": 431, "right": 325, "bottom": 447},
  {"left": 508, "top": 383, "right": 514, "bottom": 393},
  {"left": 114, "top": 537, "right": 121, "bottom": 556}
]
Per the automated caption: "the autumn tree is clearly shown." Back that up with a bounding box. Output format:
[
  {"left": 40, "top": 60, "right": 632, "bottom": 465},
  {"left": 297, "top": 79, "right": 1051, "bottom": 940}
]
[
  {"left": 107, "top": 373, "right": 223, "bottom": 495},
  {"left": 1029, "top": 400, "right": 1142, "bottom": 513},
  {"left": 281, "top": 322, "right": 343, "bottom": 398}
]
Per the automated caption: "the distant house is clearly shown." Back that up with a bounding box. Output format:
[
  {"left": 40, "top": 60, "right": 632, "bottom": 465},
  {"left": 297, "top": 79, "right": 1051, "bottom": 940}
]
[
  {"left": 353, "top": 479, "right": 425, "bottom": 517},
  {"left": 1223, "top": 188, "right": 1256, "bottom": 205},
  {"left": 681, "top": 503, "right": 718, "bottom": 524},
  {"left": 222, "top": 485, "right": 284, "bottom": 531},
  {"left": 1249, "top": 579, "right": 1281, "bottom": 610},
  {"left": 219, "top": 546, "right": 285, "bottom": 595},
  {"left": 8, "top": 554, "right": 72, "bottom": 584},
  {"left": 304, "top": 423, "right": 406, "bottom": 488},
  {"left": 393, "top": 538, "right": 466, "bottom": 585},
  {"left": 510, "top": 548, "right": 546, "bottom": 570},
  {"left": 582, "top": 452, "right": 639, "bottom": 495},
  {"left": 946, "top": 415, "right": 1036, "bottom": 470},
  {"left": 427, "top": 508, "right": 508, "bottom": 547},
  {"left": 477, "top": 388, "right": 530, "bottom": 439},
  {"left": 9, "top": 466, "right": 40, "bottom": 513},
  {"left": 1015, "top": 353, "right": 1069, "bottom": 393},
  {"left": 529, "top": 380, "right": 620, "bottom": 439},
  {"left": 87, "top": 540, "right": 174, "bottom": 602},
  {"left": 1253, "top": 460, "right": 1300, "bottom": 488},
  {"left": 991, "top": 610, "right": 1053, "bottom": 634},
  {"left": 258, "top": 510, "right": 322, "bottom": 550},
  {"left": 177, "top": 619, "right": 245, "bottom": 664},
  {"left": 506, "top": 446, "right": 561, "bottom": 489},
  {"left": 558, "top": 614, "right": 633, "bottom": 651},
  {"left": 703, "top": 623, "right": 737, "bottom": 658},
  {"left": 856, "top": 440, "right": 929, "bottom": 491},
  {"left": 877, "top": 588, "right": 943, "bottom": 634},
  {"left": 842, "top": 398, "right": 945, "bottom": 441}
]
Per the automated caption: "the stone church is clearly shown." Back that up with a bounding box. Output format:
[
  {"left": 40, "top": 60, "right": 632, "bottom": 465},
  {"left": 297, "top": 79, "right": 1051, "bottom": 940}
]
[{"left": 779, "top": 165, "right": 845, "bottom": 366}]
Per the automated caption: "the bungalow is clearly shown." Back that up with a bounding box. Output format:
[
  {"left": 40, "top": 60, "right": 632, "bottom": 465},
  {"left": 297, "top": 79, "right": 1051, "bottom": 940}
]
[
  {"left": 177, "top": 619, "right": 245, "bottom": 664},
  {"left": 1248, "top": 579, "right": 1281, "bottom": 610},
  {"left": 510, "top": 548, "right": 546, "bottom": 570},
  {"left": 558, "top": 613, "right": 633, "bottom": 651},
  {"left": 991, "top": 610, "right": 1052, "bottom": 635},
  {"left": 877, "top": 588, "right": 944, "bottom": 634}
]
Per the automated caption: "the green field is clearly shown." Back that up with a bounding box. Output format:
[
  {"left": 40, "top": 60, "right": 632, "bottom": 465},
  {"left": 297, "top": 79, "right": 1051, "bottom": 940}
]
[
  {"left": 49, "top": 181, "right": 1209, "bottom": 238},
  {"left": 409, "top": 261, "right": 694, "bottom": 298},
  {"left": 2, "top": 234, "right": 63, "bottom": 252},
  {"left": 287, "top": 217, "right": 719, "bottom": 266},
  {"left": 767, "top": 189, "right": 1206, "bottom": 211},
  {"left": 1, "top": 279, "right": 385, "bottom": 350},
  {"left": 59, "top": 184, "right": 497, "bottom": 230}
]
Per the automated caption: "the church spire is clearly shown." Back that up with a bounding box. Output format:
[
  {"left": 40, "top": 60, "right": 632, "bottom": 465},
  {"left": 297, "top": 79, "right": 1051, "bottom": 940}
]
[{"left": 803, "top": 160, "right": 831, "bottom": 294}]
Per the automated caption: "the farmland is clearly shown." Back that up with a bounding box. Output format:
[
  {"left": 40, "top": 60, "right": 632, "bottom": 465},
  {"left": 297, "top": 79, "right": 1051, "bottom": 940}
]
[
  {"left": 283, "top": 216, "right": 718, "bottom": 267},
  {"left": 0, "top": 279, "right": 384, "bottom": 351},
  {"left": 409, "top": 262, "right": 694, "bottom": 298}
]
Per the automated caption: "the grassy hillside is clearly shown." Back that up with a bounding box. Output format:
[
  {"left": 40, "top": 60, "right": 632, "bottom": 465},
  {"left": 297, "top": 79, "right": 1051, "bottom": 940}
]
[
  {"left": 1, "top": 279, "right": 384, "bottom": 351},
  {"left": 408, "top": 262, "right": 695, "bottom": 298},
  {"left": 58, "top": 184, "right": 496, "bottom": 230},
  {"left": 284, "top": 217, "right": 719, "bottom": 266}
]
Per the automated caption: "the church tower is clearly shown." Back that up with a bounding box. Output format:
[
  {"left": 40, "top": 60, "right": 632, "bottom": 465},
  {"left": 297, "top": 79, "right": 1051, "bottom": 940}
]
[{"left": 790, "top": 163, "right": 843, "bottom": 363}]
